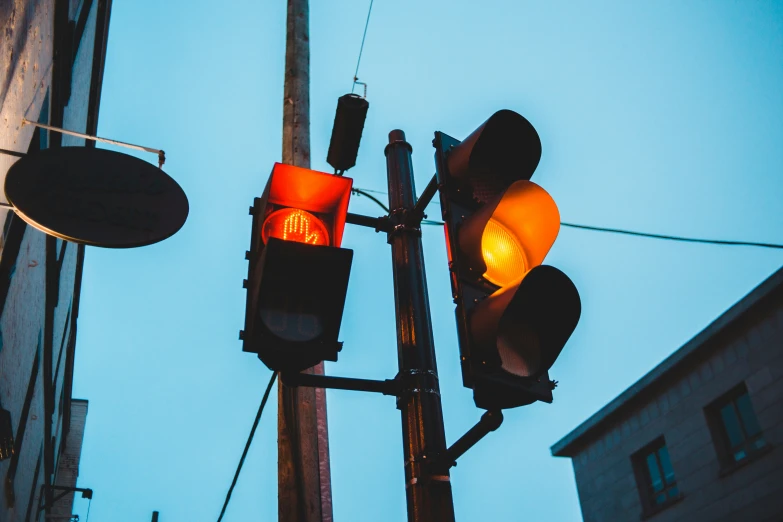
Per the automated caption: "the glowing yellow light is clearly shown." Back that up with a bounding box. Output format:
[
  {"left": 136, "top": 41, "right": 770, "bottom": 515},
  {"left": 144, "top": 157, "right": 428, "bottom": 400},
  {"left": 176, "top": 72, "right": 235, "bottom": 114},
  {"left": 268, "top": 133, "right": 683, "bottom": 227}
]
[
  {"left": 481, "top": 218, "right": 527, "bottom": 286},
  {"left": 262, "top": 208, "right": 329, "bottom": 246}
]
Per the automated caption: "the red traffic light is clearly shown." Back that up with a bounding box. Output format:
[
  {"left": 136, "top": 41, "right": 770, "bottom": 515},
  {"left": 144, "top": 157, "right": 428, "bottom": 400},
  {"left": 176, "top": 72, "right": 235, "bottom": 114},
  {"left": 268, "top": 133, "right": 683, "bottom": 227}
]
[
  {"left": 260, "top": 163, "right": 353, "bottom": 248},
  {"left": 262, "top": 208, "right": 330, "bottom": 246},
  {"left": 241, "top": 163, "right": 355, "bottom": 372}
]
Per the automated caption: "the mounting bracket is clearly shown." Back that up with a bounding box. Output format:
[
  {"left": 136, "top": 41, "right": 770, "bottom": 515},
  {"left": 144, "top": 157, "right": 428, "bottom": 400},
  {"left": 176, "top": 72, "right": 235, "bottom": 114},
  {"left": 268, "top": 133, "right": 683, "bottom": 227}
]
[
  {"left": 431, "top": 410, "right": 504, "bottom": 472},
  {"left": 281, "top": 371, "right": 401, "bottom": 396},
  {"left": 38, "top": 485, "right": 92, "bottom": 513}
]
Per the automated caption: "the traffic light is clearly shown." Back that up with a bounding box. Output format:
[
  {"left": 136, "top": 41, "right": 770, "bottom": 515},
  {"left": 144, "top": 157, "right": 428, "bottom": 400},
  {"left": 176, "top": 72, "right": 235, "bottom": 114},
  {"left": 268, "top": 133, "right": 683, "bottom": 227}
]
[
  {"left": 241, "top": 163, "right": 354, "bottom": 372},
  {"left": 434, "top": 110, "right": 581, "bottom": 410}
]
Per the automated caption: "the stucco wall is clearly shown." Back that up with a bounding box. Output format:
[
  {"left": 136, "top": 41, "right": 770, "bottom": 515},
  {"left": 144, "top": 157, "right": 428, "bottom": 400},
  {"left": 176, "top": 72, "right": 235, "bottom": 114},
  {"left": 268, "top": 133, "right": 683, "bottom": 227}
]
[
  {"left": 0, "top": 1, "right": 104, "bottom": 520},
  {"left": 0, "top": 226, "right": 48, "bottom": 520},
  {"left": 0, "top": 0, "right": 54, "bottom": 234}
]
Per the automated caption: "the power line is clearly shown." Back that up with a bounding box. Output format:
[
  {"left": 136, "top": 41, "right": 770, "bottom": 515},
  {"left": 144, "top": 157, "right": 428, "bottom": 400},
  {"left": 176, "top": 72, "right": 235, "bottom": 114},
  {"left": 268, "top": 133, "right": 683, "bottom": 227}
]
[
  {"left": 216, "top": 372, "right": 277, "bottom": 522},
  {"left": 351, "top": 0, "right": 375, "bottom": 93},
  {"left": 352, "top": 187, "right": 388, "bottom": 213},
  {"left": 351, "top": 186, "right": 783, "bottom": 250},
  {"left": 560, "top": 222, "right": 783, "bottom": 250}
]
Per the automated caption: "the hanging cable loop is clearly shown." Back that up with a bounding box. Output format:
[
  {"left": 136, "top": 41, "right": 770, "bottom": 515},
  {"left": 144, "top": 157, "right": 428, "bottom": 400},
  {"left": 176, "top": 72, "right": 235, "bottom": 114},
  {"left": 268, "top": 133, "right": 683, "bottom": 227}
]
[{"left": 351, "top": 0, "right": 375, "bottom": 96}]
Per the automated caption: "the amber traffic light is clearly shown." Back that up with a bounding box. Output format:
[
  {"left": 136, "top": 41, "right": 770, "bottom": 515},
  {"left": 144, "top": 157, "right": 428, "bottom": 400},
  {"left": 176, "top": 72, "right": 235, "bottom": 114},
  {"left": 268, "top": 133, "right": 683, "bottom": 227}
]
[
  {"left": 434, "top": 110, "right": 581, "bottom": 409},
  {"left": 241, "top": 164, "right": 354, "bottom": 372}
]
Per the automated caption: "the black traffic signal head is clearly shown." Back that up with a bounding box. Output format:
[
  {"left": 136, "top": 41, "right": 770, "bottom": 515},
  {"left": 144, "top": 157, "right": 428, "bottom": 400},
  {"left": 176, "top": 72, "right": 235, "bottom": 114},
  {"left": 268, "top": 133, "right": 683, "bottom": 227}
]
[
  {"left": 242, "top": 164, "right": 354, "bottom": 372},
  {"left": 435, "top": 110, "right": 581, "bottom": 410}
]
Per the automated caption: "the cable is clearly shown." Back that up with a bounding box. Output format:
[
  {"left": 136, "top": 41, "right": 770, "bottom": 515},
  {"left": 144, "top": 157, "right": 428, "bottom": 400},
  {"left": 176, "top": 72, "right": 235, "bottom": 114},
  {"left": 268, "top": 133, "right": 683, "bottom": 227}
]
[
  {"left": 84, "top": 497, "right": 92, "bottom": 522},
  {"left": 351, "top": 0, "right": 375, "bottom": 92},
  {"left": 216, "top": 372, "right": 278, "bottom": 522},
  {"left": 352, "top": 187, "right": 389, "bottom": 213},
  {"left": 351, "top": 188, "right": 444, "bottom": 226},
  {"left": 352, "top": 186, "right": 783, "bottom": 249},
  {"left": 560, "top": 222, "right": 783, "bottom": 249},
  {"left": 352, "top": 187, "right": 386, "bottom": 195}
]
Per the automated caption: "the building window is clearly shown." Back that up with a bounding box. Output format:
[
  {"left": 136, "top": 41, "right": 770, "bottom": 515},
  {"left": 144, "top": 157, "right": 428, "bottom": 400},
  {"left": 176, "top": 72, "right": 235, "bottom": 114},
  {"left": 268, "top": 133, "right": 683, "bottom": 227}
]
[
  {"left": 633, "top": 438, "right": 681, "bottom": 516},
  {"left": 707, "top": 383, "right": 766, "bottom": 467},
  {"left": 5, "top": 343, "right": 40, "bottom": 507}
]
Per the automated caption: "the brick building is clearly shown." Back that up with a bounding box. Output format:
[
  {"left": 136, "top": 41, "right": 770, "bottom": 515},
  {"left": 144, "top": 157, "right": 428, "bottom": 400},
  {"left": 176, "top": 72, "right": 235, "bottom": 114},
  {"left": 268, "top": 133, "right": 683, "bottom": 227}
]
[
  {"left": 0, "top": 1, "right": 112, "bottom": 521},
  {"left": 552, "top": 267, "right": 783, "bottom": 522}
]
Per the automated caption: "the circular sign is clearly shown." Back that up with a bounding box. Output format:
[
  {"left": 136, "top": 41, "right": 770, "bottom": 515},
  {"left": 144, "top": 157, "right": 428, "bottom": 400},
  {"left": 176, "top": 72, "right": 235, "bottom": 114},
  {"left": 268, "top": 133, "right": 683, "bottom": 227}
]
[{"left": 4, "top": 147, "right": 189, "bottom": 248}]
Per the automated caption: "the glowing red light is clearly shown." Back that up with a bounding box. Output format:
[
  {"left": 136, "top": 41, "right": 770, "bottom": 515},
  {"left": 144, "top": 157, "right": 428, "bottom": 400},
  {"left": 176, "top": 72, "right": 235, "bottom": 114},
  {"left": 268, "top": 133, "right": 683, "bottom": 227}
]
[{"left": 262, "top": 208, "right": 330, "bottom": 246}]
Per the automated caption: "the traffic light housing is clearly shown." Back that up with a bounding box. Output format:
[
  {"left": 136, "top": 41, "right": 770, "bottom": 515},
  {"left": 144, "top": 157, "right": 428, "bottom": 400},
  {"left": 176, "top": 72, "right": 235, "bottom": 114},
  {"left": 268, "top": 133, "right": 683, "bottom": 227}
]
[
  {"left": 241, "top": 163, "right": 354, "bottom": 372},
  {"left": 434, "top": 110, "right": 581, "bottom": 409}
]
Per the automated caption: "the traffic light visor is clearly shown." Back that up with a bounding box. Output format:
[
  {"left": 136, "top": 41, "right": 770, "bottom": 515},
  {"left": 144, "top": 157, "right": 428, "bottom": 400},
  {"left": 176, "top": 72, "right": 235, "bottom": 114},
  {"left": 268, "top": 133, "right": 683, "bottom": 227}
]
[
  {"left": 447, "top": 109, "right": 542, "bottom": 190},
  {"left": 471, "top": 265, "right": 581, "bottom": 379},
  {"left": 263, "top": 163, "right": 353, "bottom": 247},
  {"left": 460, "top": 180, "right": 560, "bottom": 287}
]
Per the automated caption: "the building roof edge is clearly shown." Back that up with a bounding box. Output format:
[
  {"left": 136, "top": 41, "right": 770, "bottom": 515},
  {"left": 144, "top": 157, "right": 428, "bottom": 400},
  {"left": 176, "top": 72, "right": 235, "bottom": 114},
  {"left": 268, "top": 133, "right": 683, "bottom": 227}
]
[{"left": 551, "top": 265, "right": 783, "bottom": 457}]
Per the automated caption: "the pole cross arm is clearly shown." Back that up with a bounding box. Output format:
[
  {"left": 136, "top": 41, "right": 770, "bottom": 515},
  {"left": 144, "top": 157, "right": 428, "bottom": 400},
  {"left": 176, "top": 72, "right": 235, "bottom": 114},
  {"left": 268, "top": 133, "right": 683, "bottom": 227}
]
[
  {"left": 431, "top": 410, "right": 504, "bottom": 472},
  {"left": 410, "top": 174, "right": 439, "bottom": 223},
  {"left": 346, "top": 175, "right": 439, "bottom": 236},
  {"left": 281, "top": 371, "right": 402, "bottom": 396},
  {"left": 345, "top": 212, "right": 392, "bottom": 233}
]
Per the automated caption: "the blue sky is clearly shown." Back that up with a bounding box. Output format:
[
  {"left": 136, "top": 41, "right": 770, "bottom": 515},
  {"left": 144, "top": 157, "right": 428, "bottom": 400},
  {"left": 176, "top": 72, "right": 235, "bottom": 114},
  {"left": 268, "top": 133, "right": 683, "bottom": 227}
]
[{"left": 71, "top": 1, "right": 783, "bottom": 520}]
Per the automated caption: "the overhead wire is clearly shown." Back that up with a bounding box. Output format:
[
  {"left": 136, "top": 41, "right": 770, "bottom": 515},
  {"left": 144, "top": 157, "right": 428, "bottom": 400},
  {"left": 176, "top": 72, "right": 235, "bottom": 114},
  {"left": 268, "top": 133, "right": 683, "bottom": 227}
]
[
  {"left": 351, "top": 186, "right": 783, "bottom": 250},
  {"left": 216, "top": 372, "right": 277, "bottom": 522},
  {"left": 558, "top": 222, "right": 783, "bottom": 250},
  {"left": 341, "top": 0, "right": 781, "bottom": 251},
  {"left": 351, "top": 0, "right": 375, "bottom": 93},
  {"left": 352, "top": 187, "right": 389, "bottom": 213}
]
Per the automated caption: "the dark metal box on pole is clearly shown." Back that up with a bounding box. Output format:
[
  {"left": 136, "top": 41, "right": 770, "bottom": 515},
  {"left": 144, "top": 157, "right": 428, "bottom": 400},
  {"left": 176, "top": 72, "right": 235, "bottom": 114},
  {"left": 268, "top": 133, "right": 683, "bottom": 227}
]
[{"left": 327, "top": 94, "right": 369, "bottom": 173}]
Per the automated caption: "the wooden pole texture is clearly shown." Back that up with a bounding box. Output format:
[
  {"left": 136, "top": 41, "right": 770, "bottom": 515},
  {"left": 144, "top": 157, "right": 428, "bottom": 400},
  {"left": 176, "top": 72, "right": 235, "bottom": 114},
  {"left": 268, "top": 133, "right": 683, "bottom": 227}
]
[{"left": 279, "top": 0, "right": 333, "bottom": 520}]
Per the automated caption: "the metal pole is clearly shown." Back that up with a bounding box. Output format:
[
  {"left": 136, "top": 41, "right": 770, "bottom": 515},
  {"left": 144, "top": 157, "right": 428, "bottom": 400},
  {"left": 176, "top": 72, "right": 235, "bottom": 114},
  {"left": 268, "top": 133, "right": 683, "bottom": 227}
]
[
  {"left": 385, "top": 130, "right": 456, "bottom": 522},
  {"left": 151, "top": 511, "right": 159, "bottom": 522},
  {"left": 279, "top": 0, "right": 333, "bottom": 520}
]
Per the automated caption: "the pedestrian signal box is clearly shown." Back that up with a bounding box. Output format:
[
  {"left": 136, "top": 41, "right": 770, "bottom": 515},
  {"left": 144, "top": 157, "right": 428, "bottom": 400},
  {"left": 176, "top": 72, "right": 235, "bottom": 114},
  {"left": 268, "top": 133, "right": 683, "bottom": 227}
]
[{"left": 241, "top": 164, "right": 354, "bottom": 372}]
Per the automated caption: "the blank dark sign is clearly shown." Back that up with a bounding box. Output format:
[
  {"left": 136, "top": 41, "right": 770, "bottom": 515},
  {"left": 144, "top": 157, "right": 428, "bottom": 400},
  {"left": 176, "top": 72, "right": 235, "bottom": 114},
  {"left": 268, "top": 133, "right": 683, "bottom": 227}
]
[{"left": 4, "top": 147, "right": 189, "bottom": 248}]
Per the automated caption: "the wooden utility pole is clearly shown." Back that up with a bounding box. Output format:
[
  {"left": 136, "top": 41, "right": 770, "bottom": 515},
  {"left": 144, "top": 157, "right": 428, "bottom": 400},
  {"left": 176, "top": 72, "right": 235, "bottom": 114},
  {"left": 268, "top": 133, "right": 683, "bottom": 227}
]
[{"left": 279, "top": 0, "right": 333, "bottom": 520}]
